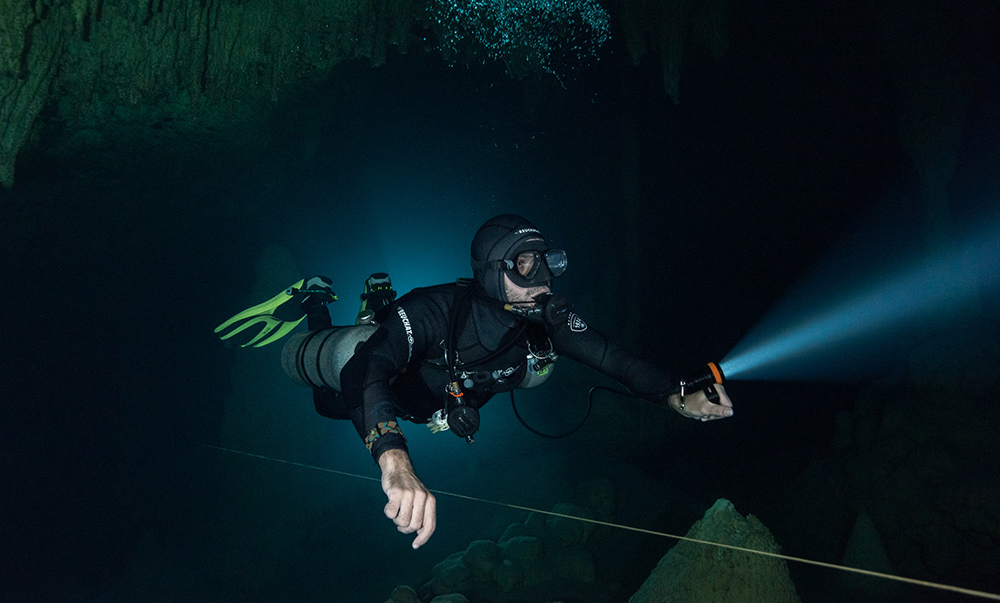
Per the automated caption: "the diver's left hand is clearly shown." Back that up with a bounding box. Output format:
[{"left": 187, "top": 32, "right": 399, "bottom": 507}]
[{"left": 668, "top": 384, "right": 734, "bottom": 422}]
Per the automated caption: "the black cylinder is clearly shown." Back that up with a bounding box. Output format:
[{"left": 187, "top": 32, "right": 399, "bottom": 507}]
[
  {"left": 280, "top": 325, "right": 377, "bottom": 391},
  {"left": 682, "top": 362, "right": 724, "bottom": 392},
  {"left": 670, "top": 361, "right": 726, "bottom": 397}
]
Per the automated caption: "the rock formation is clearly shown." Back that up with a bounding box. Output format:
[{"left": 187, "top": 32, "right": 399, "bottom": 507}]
[{"left": 630, "top": 498, "right": 800, "bottom": 603}]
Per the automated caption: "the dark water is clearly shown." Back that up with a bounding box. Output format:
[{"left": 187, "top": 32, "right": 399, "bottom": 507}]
[{"left": 2, "top": 2, "right": 998, "bottom": 602}]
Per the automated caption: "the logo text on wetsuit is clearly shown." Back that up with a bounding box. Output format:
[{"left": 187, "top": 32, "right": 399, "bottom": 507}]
[
  {"left": 568, "top": 312, "right": 587, "bottom": 332},
  {"left": 397, "top": 306, "right": 414, "bottom": 362}
]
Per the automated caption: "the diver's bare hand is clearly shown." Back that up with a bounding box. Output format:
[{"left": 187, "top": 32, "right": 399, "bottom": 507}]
[
  {"left": 378, "top": 449, "right": 437, "bottom": 549},
  {"left": 668, "top": 384, "right": 734, "bottom": 422}
]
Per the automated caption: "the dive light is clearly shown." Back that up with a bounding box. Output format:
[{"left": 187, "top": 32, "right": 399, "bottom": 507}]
[{"left": 674, "top": 362, "right": 725, "bottom": 403}]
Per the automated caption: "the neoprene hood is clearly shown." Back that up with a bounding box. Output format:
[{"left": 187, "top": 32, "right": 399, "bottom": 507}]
[{"left": 471, "top": 214, "right": 550, "bottom": 302}]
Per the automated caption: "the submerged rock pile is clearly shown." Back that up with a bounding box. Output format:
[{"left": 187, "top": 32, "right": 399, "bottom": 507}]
[
  {"left": 388, "top": 479, "right": 616, "bottom": 603},
  {"left": 426, "top": 504, "right": 604, "bottom": 601}
]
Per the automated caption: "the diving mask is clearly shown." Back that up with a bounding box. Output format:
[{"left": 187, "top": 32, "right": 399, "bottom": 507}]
[{"left": 474, "top": 247, "right": 568, "bottom": 288}]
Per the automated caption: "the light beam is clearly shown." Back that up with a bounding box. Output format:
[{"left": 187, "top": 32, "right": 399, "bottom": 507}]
[{"left": 721, "top": 218, "right": 999, "bottom": 381}]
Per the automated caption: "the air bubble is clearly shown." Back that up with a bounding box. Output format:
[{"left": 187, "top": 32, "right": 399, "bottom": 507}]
[{"left": 427, "top": 0, "right": 610, "bottom": 78}]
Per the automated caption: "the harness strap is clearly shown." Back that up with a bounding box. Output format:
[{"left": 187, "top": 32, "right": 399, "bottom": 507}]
[{"left": 444, "top": 280, "right": 527, "bottom": 380}]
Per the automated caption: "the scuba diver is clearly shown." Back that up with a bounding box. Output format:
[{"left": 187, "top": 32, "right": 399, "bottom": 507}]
[{"left": 215, "top": 214, "right": 734, "bottom": 549}]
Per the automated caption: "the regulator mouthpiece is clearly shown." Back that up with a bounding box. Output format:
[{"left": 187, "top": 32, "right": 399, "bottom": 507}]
[{"left": 504, "top": 292, "right": 556, "bottom": 324}]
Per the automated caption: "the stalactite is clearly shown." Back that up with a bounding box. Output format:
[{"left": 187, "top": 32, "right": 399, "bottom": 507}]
[
  {"left": 619, "top": 0, "right": 727, "bottom": 103},
  {"left": 614, "top": 0, "right": 726, "bottom": 347},
  {"left": 874, "top": 0, "right": 967, "bottom": 253}
]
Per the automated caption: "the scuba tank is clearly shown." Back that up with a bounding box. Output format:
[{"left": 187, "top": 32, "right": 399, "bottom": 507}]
[
  {"left": 281, "top": 272, "right": 398, "bottom": 391},
  {"left": 280, "top": 325, "right": 377, "bottom": 392}
]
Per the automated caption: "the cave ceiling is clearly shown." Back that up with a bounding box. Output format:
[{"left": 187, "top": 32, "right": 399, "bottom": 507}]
[{"left": 0, "top": 0, "right": 996, "bottom": 191}]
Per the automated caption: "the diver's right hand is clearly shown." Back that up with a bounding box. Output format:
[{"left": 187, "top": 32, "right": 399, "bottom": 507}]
[
  {"left": 378, "top": 449, "right": 437, "bottom": 549},
  {"left": 668, "top": 384, "right": 734, "bottom": 422}
]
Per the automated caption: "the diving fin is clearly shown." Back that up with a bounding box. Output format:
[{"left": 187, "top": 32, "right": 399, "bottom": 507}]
[
  {"left": 215, "top": 276, "right": 337, "bottom": 348},
  {"left": 356, "top": 272, "right": 397, "bottom": 325}
]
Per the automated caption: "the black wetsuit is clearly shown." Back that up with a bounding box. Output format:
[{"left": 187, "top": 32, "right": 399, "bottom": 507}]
[{"left": 328, "top": 281, "right": 674, "bottom": 462}]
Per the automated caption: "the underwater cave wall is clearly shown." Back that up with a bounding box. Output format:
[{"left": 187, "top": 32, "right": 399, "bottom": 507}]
[{"left": 0, "top": 0, "right": 419, "bottom": 188}]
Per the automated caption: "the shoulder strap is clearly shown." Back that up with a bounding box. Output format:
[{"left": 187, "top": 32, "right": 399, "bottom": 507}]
[
  {"left": 444, "top": 279, "right": 525, "bottom": 379},
  {"left": 445, "top": 280, "right": 475, "bottom": 382}
]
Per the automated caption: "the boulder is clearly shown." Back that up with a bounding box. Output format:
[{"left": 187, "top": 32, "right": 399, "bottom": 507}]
[
  {"left": 499, "top": 521, "right": 530, "bottom": 543},
  {"left": 525, "top": 510, "right": 548, "bottom": 535},
  {"left": 494, "top": 558, "right": 524, "bottom": 592},
  {"left": 546, "top": 503, "right": 597, "bottom": 546},
  {"left": 431, "top": 552, "right": 472, "bottom": 596},
  {"left": 386, "top": 585, "right": 420, "bottom": 603},
  {"left": 501, "top": 536, "right": 544, "bottom": 563},
  {"left": 462, "top": 540, "right": 501, "bottom": 582},
  {"left": 577, "top": 478, "right": 615, "bottom": 519}
]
